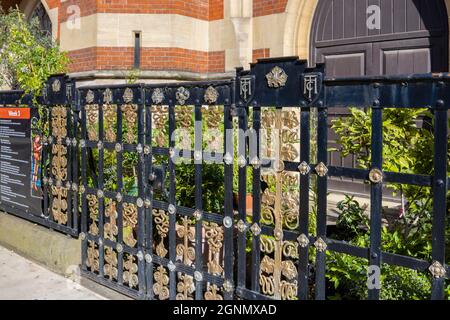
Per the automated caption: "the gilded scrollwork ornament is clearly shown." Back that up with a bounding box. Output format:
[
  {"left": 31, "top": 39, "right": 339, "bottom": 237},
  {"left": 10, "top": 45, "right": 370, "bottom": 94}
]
[
  {"left": 176, "top": 217, "right": 195, "bottom": 266},
  {"left": 85, "top": 104, "right": 99, "bottom": 141},
  {"left": 153, "top": 266, "right": 170, "bottom": 300},
  {"left": 103, "top": 104, "right": 117, "bottom": 143},
  {"left": 104, "top": 200, "right": 118, "bottom": 241},
  {"left": 176, "top": 106, "right": 193, "bottom": 128},
  {"left": 86, "top": 241, "right": 100, "bottom": 272},
  {"left": 51, "top": 106, "right": 67, "bottom": 140},
  {"left": 152, "top": 105, "right": 168, "bottom": 147},
  {"left": 204, "top": 284, "right": 223, "bottom": 300},
  {"left": 123, "top": 255, "right": 139, "bottom": 288},
  {"left": 176, "top": 274, "right": 195, "bottom": 300},
  {"left": 122, "top": 203, "right": 138, "bottom": 248},
  {"left": 104, "top": 247, "right": 118, "bottom": 280},
  {"left": 154, "top": 209, "right": 169, "bottom": 258},
  {"left": 259, "top": 108, "right": 300, "bottom": 300},
  {"left": 51, "top": 186, "right": 68, "bottom": 225},
  {"left": 204, "top": 222, "right": 224, "bottom": 276},
  {"left": 87, "top": 194, "right": 99, "bottom": 236},
  {"left": 121, "top": 105, "right": 138, "bottom": 144}
]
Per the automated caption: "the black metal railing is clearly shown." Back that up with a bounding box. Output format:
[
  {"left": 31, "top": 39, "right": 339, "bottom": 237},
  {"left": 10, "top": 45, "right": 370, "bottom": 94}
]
[{"left": 0, "top": 57, "right": 448, "bottom": 300}]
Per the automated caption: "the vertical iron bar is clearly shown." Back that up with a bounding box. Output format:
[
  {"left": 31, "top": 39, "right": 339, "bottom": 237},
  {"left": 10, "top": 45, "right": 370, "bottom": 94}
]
[
  {"left": 298, "top": 107, "right": 311, "bottom": 300},
  {"left": 98, "top": 100, "right": 105, "bottom": 278},
  {"left": 251, "top": 104, "right": 261, "bottom": 293},
  {"left": 137, "top": 89, "right": 146, "bottom": 296},
  {"left": 168, "top": 101, "right": 176, "bottom": 300},
  {"left": 144, "top": 97, "right": 154, "bottom": 300},
  {"left": 368, "top": 106, "right": 383, "bottom": 300},
  {"left": 48, "top": 107, "right": 54, "bottom": 223},
  {"left": 237, "top": 105, "right": 248, "bottom": 292},
  {"left": 431, "top": 106, "right": 448, "bottom": 300},
  {"left": 117, "top": 100, "right": 124, "bottom": 286},
  {"left": 194, "top": 100, "right": 204, "bottom": 300},
  {"left": 315, "top": 106, "right": 328, "bottom": 300},
  {"left": 66, "top": 106, "right": 73, "bottom": 230},
  {"left": 80, "top": 96, "right": 88, "bottom": 272},
  {"left": 223, "top": 87, "right": 234, "bottom": 300},
  {"left": 72, "top": 90, "right": 79, "bottom": 233}
]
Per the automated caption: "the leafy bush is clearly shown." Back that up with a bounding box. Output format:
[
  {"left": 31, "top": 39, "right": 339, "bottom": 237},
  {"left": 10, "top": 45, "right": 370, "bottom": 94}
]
[
  {"left": 0, "top": 7, "right": 68, "bottom": 95},
  {"left": 328, "top": 108, "right": 450, "bottom": 300}
]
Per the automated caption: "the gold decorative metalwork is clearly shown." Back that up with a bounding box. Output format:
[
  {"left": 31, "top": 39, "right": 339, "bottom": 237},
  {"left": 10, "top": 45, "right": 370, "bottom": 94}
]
[
  {"left": 153, "top": 266, "right": 170, "bottom": 300},
  {"left": 104, "top": 247, "right": 118, "bottom": 280},
  {"left": 103, "top": 104, "right": 117, "bottom": 143},
  {"left": 298, "top": 162, "right": 311, "bottom": 175},
  {"left": 87, "top": 194, "right": 99, "bottom": 236},
  {"left": 315, "top": 162, "right": 328, "bottom": 177},
  {"left": 121, "top": 105, "right": 138, "bottom": 144},
  {"left": 123, "top": 88, "right": 134, "bottom": 104},
  {"left": 51, "top": 106, "right": 67, "bottom": 140},
  {"left": 51, "top": 186, "right": 68, "bottom": 225},
  {"left": 86, "top": 241, "right": 100, "bottom": 272},
  {"left": 176, "top": 217, "right": 195, "bottom": 266},
  {"left": 152, "top": 88, "right": 164, "bottom": 104},
  {"left": 154, "top": 209, "right": 169, "bottom": 258},
  {"left": 85, "top": 104, "right": 99, "bottom": 141},
  {"left": 266, "top": 66, "right": 288, "bottom": 88},
  {"left": 52, "top": 79, "right": 61, "bottom": 92},
  {"left": 152, "top": 106, "right": 168, "bottom": 147},
  {"left": 314, "top": 237, "right": 327, "bottom": 252},
  {"left": 86, "top": 90, "right": 95, "bottom": 104},
  {"left": 369, "top": 168, "right": 383, "bottom": 184},
  {"left": 429, "top": 261, "right": 447, "bottom": 278},
  {"left": 297, "top": 234, "right": 309, "bottom": 248},
  {"left": 204, "top": 284, "right": 223, "bottom": 300},
  {"left": 204, "top": 106, "right": 222, "bottom": 129},
  {"left": 204, "top": 222, "right": 224, "bottom": 276},
  {"left": 204, "top": 86, "right": 219, "bottom": 104},
  {"left": 50, "top": 106, "right": 69, "bottom": 225},
  {"left": 176, "top": 274, "right": 195, "bottom": 300},
  {"left": 176, "top": 106, "right": 193, "bottom": 128},
  {"left": 123, "top": 255, "right": 139, "bottom": 288},
  {"left": 103, "top": 88, "right": 113, "bottom": 105},
  {"left": 176, "top": 87, "right": 190, "bottom": 105},
  {"left": 104, "top": 200, "right": 118, "bottom": 241},
  {"left": 259, "top": 108, "right": 300, "bottom": 300},
  {"left": 122, "top": 203, "right": 138, "bottom": 248}
]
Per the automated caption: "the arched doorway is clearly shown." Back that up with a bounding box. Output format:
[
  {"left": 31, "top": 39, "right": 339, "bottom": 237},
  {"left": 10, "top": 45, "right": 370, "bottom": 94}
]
[{"left": 310, "top": 0, "right": 449, "bottom": 77}]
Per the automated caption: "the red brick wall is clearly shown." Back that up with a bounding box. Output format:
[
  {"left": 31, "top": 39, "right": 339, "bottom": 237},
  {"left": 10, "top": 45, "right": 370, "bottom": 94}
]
[
  {"left": 59, "top": 0, "right": 224, "bottom": 22},
  {"left": 253, "top": 0, "right": 288, "bottom": 17},
  {"left": 253, "top": 48, "right": 270, "bottom": 63},
  {"left": 68, "top": 47, "right": 225, "bottom": 74}
]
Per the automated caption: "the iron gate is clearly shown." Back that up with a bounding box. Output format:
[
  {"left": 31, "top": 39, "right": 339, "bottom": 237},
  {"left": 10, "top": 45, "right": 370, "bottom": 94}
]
[{"left": 0, "top": 57, "right": 448, "bottom": 300}]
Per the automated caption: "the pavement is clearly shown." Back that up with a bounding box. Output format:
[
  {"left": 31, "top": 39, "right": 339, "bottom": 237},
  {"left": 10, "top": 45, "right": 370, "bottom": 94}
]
[{"left": 0, "top": 246, "right": 106, "bottom": 300}]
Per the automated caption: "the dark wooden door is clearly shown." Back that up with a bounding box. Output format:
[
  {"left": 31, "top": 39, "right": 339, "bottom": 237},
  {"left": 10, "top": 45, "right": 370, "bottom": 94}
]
[
  {"left": 310, "top": 0, "right": 449, "bottom": 195},
  {"left": 311, "top": 0, "right": 448, "bottom": 76}
]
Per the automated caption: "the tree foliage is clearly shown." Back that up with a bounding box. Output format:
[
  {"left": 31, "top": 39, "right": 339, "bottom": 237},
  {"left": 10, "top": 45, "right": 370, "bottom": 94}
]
[{"left": 0, "top": 7, "right": 68, "bottom": 95}]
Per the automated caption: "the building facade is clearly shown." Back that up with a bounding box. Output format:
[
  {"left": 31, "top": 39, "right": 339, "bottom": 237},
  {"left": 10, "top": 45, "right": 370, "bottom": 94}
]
[{"left": 2, "top": 0, "right": 448, "bottom": 85}]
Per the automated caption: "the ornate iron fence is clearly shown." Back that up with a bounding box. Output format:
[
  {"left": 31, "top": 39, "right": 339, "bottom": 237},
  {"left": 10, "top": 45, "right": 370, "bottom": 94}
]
[
  {"left": 0, "top": 76, "right": 79, "bottom": 236},
  {"left": 0, "top": 57, "right": 448, "bottom": 300}
]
